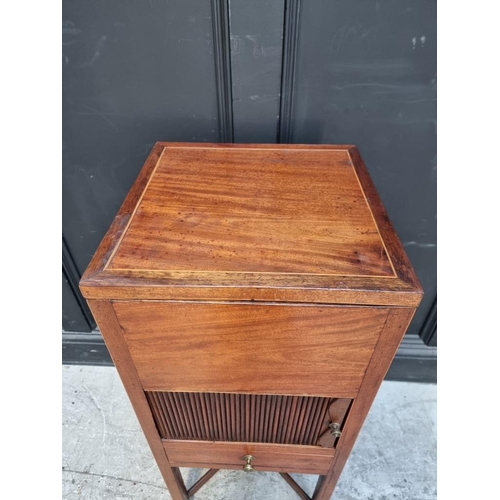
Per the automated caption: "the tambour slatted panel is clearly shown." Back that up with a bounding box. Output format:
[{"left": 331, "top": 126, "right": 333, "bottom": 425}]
[{"left": 145, "top": 391, "right": 336, "bottom": 446}]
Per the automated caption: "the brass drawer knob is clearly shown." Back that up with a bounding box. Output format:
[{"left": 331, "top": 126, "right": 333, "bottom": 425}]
[
  {"left": 242, "top": 455, "right": 255, "bottom": 472},
  {"left": 329, "top": 423, "right": 342, "bottom": 439}
]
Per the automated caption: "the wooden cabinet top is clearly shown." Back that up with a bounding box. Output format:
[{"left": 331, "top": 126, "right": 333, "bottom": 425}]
[{"left": 80, "top": 143, "right": 422, "bottom": 306}]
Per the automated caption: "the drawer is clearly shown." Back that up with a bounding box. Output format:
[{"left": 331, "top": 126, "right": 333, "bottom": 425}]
[
  {"left": 113, "top": 301, "right": 389, "bottom": 398},
  {"left": 163, "top": 440, "right": 334, "bottom": 474}
]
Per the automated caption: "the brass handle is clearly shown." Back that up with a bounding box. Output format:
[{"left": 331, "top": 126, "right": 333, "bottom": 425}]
[
  {"left": 329, "top": 423, "right": 342, "bottom": 439},
  {"left": 242, "top": 455, "right": 255, "bottom": 472}
]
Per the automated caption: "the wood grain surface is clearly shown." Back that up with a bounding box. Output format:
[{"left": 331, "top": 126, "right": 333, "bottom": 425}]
[
  {"left": 163, "top": 439, "right": 333, "bottom": 474},
  {"left": 114, "top": 301, "right": 389, "bottom": 397},
  {"left": 80, "top": 143, "right": 422, "bottom": 307},
  {"left": 108, "top": 146, "right": 392, "bottom": 276}
]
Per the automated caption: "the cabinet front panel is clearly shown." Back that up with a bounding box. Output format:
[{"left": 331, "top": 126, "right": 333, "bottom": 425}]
[
  {"left": 113, "top": 302, "right": 389, "bottom": 397},
  {"left": 163, "top": 440, "right": 334, "bottom": 474}
]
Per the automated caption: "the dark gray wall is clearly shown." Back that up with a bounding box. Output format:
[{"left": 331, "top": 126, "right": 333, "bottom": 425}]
[
  {"left": 62, "top": 271, "right": 89, "bottom": 332},
  {"left": 229, "top": 0, "right": 285, "bottom": 143}
]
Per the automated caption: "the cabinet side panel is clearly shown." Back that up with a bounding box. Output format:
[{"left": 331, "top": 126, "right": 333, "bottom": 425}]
[
  {"left": 87, "top": 300, "right": 188, "bottom": 500},
  {"left": 313, "top": 308, "right": 416, "bottom": 500}
]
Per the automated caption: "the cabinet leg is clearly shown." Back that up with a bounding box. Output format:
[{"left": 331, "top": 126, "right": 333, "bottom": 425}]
[
  {"left": 87, "top": 301, "right": 188, "bottom": 499},
  {"left": 313, "top": 476, "right": 323, "bottom": 497},
  {"left": 313, "top": 473, "right": 339, "bottom": 500},
  {"left": 161, "top": 464, "right": 188, "bottom": 500}
]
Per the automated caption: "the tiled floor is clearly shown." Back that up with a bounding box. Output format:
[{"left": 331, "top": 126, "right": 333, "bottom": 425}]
[{"left": 62, "top": 365, "right": 436, "bottom": 499}]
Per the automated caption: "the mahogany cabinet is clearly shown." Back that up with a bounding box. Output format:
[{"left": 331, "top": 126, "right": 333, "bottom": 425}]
[{"left": 80, "top": 143, "right": 422, "bottom": 499}]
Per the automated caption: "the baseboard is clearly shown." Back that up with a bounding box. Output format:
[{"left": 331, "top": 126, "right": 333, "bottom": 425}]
[
  {"left": 62, "top": 332, "right": 112, "bottom": 366},
  {"left": 386, "top": 335, "right": 437, "bottom": 383},
  {"left": 62, "top": 332, "right": 436, "bottom": 383}
]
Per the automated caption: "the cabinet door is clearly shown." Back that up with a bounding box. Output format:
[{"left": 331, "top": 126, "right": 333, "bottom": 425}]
[
  {"left": 113, "top": 301, "right": 389, "bottom": 398},
  {"left": 147, "top": 390, "right": 351, "bottom": 448}
]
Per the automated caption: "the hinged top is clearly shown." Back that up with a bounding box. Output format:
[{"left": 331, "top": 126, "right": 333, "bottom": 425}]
[{"left": 80, "top": 143, "right": 422, "bottom": 306}]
